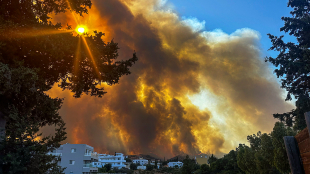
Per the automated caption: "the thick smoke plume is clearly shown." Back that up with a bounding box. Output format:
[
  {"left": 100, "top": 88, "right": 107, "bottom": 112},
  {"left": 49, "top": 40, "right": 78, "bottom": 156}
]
[{"left": 46, "top": 0, "right": 293, "bottom": 158}]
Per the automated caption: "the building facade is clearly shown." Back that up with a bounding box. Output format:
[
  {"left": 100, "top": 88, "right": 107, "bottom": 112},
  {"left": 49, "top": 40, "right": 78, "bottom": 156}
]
[
  {"left": 168, "top": 161, "right": 183, "bottom": 168},
  {"left": 48, "top": 143, "right": 99, "bottom": 174},
  {"left": 195, "top": 154, "right": 209, "bottom": 165},
  {"left": 93, "top": 153, "right": 126, "bottom": 169},
  {"left": 137, "top": 166, "right": 146, "bottom": 170},
  {"left": 132, "top": 158, "right": 149, "bottom": 166}
]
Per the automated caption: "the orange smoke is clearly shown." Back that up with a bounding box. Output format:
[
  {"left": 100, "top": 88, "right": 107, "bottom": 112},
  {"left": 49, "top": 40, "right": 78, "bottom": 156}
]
[{"left": 45, "top": 0, "right": 294, "bottom": 158}]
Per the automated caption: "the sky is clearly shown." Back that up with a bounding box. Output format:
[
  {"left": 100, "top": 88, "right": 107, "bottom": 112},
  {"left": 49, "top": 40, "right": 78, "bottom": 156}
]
[
  {"left": 168, "top": 0, "right": 296, "bottom": 58},
  {"left": 46, "top": 0, "right": 296, "bottom": 159}
]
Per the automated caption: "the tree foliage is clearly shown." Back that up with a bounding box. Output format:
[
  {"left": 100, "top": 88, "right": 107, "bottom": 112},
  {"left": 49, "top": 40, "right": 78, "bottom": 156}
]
[
  {"left": 98, "top": 166, "right": 107, "bottom": 173},
  {"left": 271, "top": 122, "right": 295, "bottom": 173},
  {"left": 146, "top": 163, "right": 154, "bottom": 171},
  {"left": 130, "top": 163, "right": 138, "bottom": 170},
  {"left": 181, "top": 155, "right": 199, "bottom": 174},
  {"left": 0, "top": 0, "right": 137, "bottom": 173},
  {"left": 113, "top": 167, "right": 133, "bottom": 174},
  {"left": 253, "top": 133, "right": 280, "bottom": 174},
  {"left": 162, "top": 161, "right": 168, "bottom": 166},
  {"left": 265, "top": 0, "right": 310, "bottom": 130},
  {"left": 237, "top": 144, "right": 259, "bottom": 174},
  {"left": 104, "top": 163, "right": 112, "bottom": 172},
  {"left": 235, "top": 122, "right": 296, "bottom": 174},
  {"left": 207, "top": 154, "right": 217, "bottom": 165},
  {"left": 125, "top": 158, "right": 132, "bottom": 162}
]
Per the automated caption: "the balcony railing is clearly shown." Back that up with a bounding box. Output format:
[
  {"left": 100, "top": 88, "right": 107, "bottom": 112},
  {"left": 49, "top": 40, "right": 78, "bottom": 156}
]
[
  {"left": 83, "top": 163, "right": 98, "bottom": 168},
  {"left": 99, "top": 159, "right": 126, "bottom": 163},
  {"left": 91, "top": 153, "right": 98, "bottom": 159},
  {"left": 84, "top": 152, "right": 98, "bottom": 159}
]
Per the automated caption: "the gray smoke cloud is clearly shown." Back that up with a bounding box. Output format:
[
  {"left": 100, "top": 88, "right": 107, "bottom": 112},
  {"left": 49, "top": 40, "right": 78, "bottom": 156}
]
[{"left": 45, "top": 0, "right": 294, "bottom": 158}]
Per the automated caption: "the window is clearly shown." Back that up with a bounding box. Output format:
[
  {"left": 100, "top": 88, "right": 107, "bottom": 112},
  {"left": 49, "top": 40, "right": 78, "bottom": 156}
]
[
  {"left": 71, "top": 148, "right": 76, "bottom": 153},
  {"left": 69, "top": 160, "right": 75, "bottom": 165}
]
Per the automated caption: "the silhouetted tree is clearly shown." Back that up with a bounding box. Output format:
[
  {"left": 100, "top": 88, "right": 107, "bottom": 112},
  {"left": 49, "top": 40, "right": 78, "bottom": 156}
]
[
  {"left": 104, "top": 163, "right": 112, "bottom": 172},
  {"left": 247, "top": 131, "right": 262, "bottom": 151},
  {"left": 98, "top": 166, "right": 107, "bottom": 173},
  {"left": 0, "top": 0, "right": 137, "bottom": 173},
  {"left": 125, "top": 158, "right": 132, "bottom": 162},
  {"left": 146, "top": 163, "right": 154, "bottom": 171},
  {"left": 130, "top": 163, "right": 138, "bottom": 170},
  {"left": 265, "top": 0, "right": 310, "bottom": 130},
  {"left": 162, "top": 161, "right": 168, "bottom": 166},
  {"left": 181, "top": 155, "right": 199, "bottom": 174},
  {"left": 200, "top": 164, "right": 210, "bottom": 174},
  {"left": 208, "top": 154, "right": 217, "bottom": 164},
  {"left": 155, "top": 160, "right": 158, "bottom": 169}
]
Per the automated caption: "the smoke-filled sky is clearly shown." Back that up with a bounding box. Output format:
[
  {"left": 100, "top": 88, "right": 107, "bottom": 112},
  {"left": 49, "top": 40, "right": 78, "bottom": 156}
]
[{"left": 46, "top": 0, "right": 294, "bottom": 158}]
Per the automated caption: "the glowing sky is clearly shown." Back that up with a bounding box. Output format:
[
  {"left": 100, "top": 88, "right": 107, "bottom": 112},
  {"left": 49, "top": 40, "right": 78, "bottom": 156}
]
[{"left": 46, "top": 0, "right": 295, "bottom": 158}]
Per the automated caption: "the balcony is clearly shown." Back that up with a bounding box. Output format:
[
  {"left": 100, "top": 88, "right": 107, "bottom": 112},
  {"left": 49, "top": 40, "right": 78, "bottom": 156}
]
[
  {"left": 91, "top": 153, "right": 99, "bottom": 159},
  {"left": 83, "top": 163, "right": 95, "bottom": 167},
  {"left": 99, "top": 159, "right": 126, "bottom": 163},
  {"left": 82, "top": 164, "right": 98, "bottom": 173},
  {"left": 84, "top": 152, "right": 98, "bottom": 160}
]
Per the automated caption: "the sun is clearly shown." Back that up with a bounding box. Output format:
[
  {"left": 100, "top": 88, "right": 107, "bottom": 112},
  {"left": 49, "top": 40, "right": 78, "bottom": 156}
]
[
  {"left": 78, "top": 27, "right": 85, "bottom": 34},
  {"left": 75, "top": 25, "right": 88, "bottom": 35}
]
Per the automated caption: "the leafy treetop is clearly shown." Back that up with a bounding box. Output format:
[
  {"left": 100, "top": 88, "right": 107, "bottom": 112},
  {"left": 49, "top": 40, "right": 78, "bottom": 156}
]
[{"left": 266, "top": 0, "right": 310, "bottom": 130}]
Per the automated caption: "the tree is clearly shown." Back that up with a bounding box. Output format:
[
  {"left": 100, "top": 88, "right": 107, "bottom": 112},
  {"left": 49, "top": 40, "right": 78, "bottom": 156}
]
[
  {"left": 125, "top": 158, "right": 132, "bottom": 162},
  {"left": 259, "top": 133, "right": 274, "bottom": 167},
  {"left": 265, "top": 0, "right": 310, "bottom": 130},
  {"left": 113, "top": 167, "right": 133, "bottom": 174},
  {"left": 236, "top": 123, "right": 295, "bottom": 174},
  {"left": 0, "top": 59, "right": 67, "bottom": 173},
  {"left": 162, "top": 161, "right": 168, "bottom": 166},
  {"left": 200, "top": 164, "right": 210, "bottom": 174},
  {"left": 181, "top": 155, "right": 199, "bottom": 174},
  {"left": 104, "top": 163, "right": 112, "bottom": 172},
  {"left": 98, "top": 165, "right": 107, "bottom": 173},
  {"left": 222, "top": 150, "right": 243, "bottom": 173},
  {"left": 146, "top": 163, "right": 154, "bottom": 171},
  {"left": 0, "top": 0, "right": 137, "bottom": 173},
  {"left": 254, "top": 133, "right": 274, "bottom": 174},
  {"left": 208, "top": 154, "right": 217, "bottom": 164},
  {"left": 271, "top": 122, "right": 295, "bottom": 173},
  {"left": 130, "top": 163, "right": 138, "bottom": 170},
  {"left": 155, "top": 160, "right": 158, "bottom": 169},
  {"left": 247, "top": 131, "right": 261, "bottom": 151},
  {"left": 237, "top": 144, "right": 258, "bottom": 174},
  {"left": 252, "top": 133, "right": 281, "bottom": 174}
]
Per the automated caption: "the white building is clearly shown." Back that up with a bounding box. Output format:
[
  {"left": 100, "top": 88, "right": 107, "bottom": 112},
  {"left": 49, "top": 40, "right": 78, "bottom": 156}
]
[
  {"left": 137, "top": 166, "right": 146, "bottom": 170},
  {"left": 93, "top": 153, "right": 126, "bottom": 169},
  {"left": 168, "top": 161, "right": 183, "bottom": 168},
  {"left": 132, "top": 158, "right": 149, "bottom": 166},
  {"left": 47, "top": 143, "right": 99, "bottom": 174}
]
